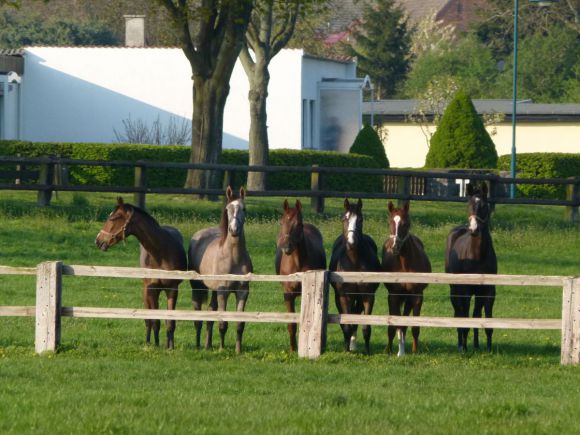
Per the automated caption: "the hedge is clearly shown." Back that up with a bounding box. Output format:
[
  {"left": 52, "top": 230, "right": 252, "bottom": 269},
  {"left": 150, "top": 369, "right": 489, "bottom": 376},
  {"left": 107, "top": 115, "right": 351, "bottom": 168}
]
[
  {"left": 0, "top": 141, "right": 383, "bottom": 192},
  {"left": 498, "top": 153, "right": 580, "bottom": 199}
]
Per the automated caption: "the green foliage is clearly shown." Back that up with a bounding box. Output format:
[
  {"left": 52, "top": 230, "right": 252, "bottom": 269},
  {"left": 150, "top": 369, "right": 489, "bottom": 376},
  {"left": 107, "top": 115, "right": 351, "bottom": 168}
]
[
  {"left": 498, "top": 153, "right": 580, "bottom": 199},
  {"left": 403, "top": 36, "right": 499, "bottom": 99},
  {"left": 345, "top": 0, "right": 412, "bottom": 98},
  {"left": 349, "top": 124, "right": 389, "bottom": 168},
  {"left": 425, "top": 91, "right": 498, "bottom": 169},
  {"left": 0, "top": 141, "right": 384, "bottom": 193},
  {"left": 0, "top": 11, "right": 118, "bottom": 47}
]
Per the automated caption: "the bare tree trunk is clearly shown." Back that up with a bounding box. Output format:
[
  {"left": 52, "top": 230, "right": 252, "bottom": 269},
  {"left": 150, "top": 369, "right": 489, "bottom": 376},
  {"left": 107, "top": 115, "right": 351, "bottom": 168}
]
[{"left": 247, "top": 65, "right": 270, "bottom": 191}]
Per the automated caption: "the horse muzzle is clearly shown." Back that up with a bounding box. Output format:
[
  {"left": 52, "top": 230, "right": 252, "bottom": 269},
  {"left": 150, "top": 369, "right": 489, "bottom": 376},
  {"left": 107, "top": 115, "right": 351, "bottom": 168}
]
[{"left": 95, "top": 237, "right": 110, "bottom": 251}]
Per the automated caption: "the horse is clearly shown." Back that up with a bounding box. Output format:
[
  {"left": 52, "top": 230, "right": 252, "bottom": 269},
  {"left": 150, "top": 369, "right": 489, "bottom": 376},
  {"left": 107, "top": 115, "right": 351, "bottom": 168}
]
[
  {"left": 275, "top": 199, "right": 326, "bottom": 352},
  {"left": 446, "top": 182, "right": 497, "bottom": 352},
  {"left": 188, "top": 186, "right": 252, "bottom": 353},
  {"left": 382, "top": 201, "right": 432, "bottom": 356},
  {"left": 95, "top": 197, "right": 187, "bottom": 349},
  {"left": 329, "top": 198, "right": 381, "bottom": 354}
]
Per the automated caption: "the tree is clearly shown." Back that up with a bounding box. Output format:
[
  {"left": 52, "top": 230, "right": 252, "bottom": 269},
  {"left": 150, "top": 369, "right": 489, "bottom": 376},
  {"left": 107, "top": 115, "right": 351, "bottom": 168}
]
[
  {"left": 240, "top": 0, "right": 313, "bottom": 191},
  {"left": 349, "top": 124, "right": 389, "bottom": 168},
  {"left": 345, "top": 0, "right": 412, "bottom": 98},
  {"left": 425, "top": 90, "right": 498, "bottom": 169},
  {"left": 157, "top": 0, "right": 253, "bottom": 190}
]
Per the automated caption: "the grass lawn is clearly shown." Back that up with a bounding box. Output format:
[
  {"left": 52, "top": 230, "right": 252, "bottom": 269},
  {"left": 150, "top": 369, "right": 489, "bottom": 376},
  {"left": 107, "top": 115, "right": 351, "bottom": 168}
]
[{"left": 1, "top": 191, "right": 579, "bottom": 434}]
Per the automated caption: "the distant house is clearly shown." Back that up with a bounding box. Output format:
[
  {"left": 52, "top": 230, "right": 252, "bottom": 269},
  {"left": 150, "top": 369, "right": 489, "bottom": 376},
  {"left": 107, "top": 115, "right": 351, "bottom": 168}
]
[
  {"left": 0, "top": 18, "right": 364, "bottom": 154},
  {"left": 364, "top": 99, "right": 580, "bottom": 168}
]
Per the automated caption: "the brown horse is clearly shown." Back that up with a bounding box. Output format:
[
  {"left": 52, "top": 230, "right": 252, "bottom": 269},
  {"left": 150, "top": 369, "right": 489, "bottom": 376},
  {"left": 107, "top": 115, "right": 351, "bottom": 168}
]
[
  {"left": 446, "top": 182, "right": 497, "bottom": 352},
  {"left": 188, "top": 186, "right": 252, "bottom": 353},
  {"left": 330, "top": 198, "right": 381, "bottom": 354},
  {"left": 382, "top": 201, "right": 432, "bottom": 356},
  {"left": 275, "top": 199, "right": 326, "bottom": 352},
  {"left": 95, "top": 197, "right": 187, "bottom": 349}
]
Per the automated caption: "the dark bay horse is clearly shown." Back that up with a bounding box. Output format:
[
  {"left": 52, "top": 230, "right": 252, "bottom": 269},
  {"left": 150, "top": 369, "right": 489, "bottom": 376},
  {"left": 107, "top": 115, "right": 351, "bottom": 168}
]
[
  {"left": 188, "top": 186, "right": 253, "bottom": 353},
  {"left": 329, "top": 198, "right": 381, "bottom": 354},
  {"left": 382, "top": 201, "right": 431, "bottom": 356},
  {"left": 275, "top": 199, "right": 326, "bottom": 352},
  {"left": 446, "top": 182, "right": 497, "bottom": 352},
  {"left": 95, "top": 197, "right": 187, "bottom": 349}
]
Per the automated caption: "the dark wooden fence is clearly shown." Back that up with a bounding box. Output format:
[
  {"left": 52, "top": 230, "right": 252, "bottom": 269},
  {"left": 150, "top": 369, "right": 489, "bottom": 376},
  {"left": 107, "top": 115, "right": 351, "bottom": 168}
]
[{"left": 1, "top": 156, "right": 579, "bottom": 220}]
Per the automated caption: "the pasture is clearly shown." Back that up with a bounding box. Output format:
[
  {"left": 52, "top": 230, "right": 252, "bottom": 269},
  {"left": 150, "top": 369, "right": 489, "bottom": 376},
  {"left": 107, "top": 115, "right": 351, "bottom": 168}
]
[{"left": 1, "top": 191, "right": 579, "bottom": 434}]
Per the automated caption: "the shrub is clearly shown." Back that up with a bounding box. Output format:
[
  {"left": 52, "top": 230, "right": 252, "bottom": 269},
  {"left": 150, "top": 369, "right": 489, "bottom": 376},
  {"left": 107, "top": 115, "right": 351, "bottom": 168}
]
[
  {"left": 498, "top": 153, "right": 580, "bottom": 199},
  {"left": 349, "top": 124, "right": 389, "bottom": 168},
  {"left": 425, "top": 90, "right": 498, "bottom": 169}
]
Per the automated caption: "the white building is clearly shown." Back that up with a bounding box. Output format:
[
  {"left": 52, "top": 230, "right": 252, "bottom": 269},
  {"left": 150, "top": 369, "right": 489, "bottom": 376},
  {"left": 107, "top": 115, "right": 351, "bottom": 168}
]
[{"left": 0, "top": 45, "right": 363, "bottom": 153}]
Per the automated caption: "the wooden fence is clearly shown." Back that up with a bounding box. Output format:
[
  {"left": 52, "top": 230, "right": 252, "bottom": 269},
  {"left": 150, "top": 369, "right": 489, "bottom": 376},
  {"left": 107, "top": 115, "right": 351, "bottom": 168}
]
[
  {"left": 1, "top": 156, "right": 579, "bottom": 220},
  {"left": 1, "top": 262, "right": 579, "bottom": 364}
]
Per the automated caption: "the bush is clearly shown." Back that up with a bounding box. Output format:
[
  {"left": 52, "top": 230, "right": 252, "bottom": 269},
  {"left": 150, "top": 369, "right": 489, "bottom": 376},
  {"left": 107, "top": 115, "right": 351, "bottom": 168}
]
[
  {"left": 425, "top": 90, "right": 498, "bottom": 169},
  {"left": 498, "top": 153, "right": 580, "bottom": 199},
  {"left": 0, "top": 141, "right": 383, "bottom": 193},
  {"left": 349, "top": 124, "right": 389, "bottom": 168}
]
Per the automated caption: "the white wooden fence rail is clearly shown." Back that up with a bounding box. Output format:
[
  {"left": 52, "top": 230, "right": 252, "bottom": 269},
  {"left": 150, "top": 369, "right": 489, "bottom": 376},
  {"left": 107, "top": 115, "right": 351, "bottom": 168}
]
[{"left": 1, "top": 263, "right": 579, "bottom": 364}]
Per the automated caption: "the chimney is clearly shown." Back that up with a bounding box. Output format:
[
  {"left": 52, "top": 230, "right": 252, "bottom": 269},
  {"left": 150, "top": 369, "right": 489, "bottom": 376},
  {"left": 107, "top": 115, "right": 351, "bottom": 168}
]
[{"left": 124, "top": 15, "right": 146, "bottom": 47}]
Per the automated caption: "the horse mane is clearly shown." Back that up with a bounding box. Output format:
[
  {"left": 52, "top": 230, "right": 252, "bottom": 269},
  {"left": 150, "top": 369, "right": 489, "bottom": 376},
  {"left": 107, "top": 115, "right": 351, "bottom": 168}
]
[{"left": 124, "top": 203, "right": 161, "bottom": 230}]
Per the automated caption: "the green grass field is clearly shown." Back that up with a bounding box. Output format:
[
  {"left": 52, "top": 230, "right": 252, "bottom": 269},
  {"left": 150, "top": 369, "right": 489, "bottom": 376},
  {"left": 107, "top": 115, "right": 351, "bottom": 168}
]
[{"left": 1, "top": 191, "right": 579, "bottom": 434}]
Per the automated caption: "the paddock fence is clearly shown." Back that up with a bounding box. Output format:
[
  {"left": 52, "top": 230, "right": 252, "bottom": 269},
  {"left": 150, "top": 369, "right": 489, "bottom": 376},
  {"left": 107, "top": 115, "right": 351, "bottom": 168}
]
[
  {"left": 1, "top": 156, "right": 578, "bottom": 220},
  {"left": 1, "top": 262, "right": 579, "bottom": 365}
]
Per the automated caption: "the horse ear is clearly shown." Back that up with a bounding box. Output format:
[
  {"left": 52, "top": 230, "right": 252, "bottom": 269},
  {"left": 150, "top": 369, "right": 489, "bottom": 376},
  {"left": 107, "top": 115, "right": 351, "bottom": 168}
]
[
  {"left": 239, "top": 186, "right": 246, "bottom": 199},
  {"left": 388, "top": 201, "right": 394, "bottom": 214},
  {"left": 226, "top": 185, "right": 233, "bottom": 201},
  {"left": 117, "top": 196, "right": 124, "bottom": 206},
  {"left": 283, "top": 199, "right": 289, "bottom": 211},
  {"left": 295, "top": 200, "right": 302, "bottom": 213},
  {"left": 344, "top": 198, "right": 350, "bottom": 210},
  {"left": 466, "top": 183, "right": 474, "bottom": 197},
  {"left": 357, "top": 198, "right": 363, "bottom": 210}
]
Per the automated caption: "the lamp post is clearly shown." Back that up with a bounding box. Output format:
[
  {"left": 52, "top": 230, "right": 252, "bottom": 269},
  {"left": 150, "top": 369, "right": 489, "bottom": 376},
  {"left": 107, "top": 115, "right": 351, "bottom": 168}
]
[
  {"left": 362, "top": 74, "right": 374, "bottom": 127},
  {"left": 511, "top": 0, "right": 558, "bottom": 198}
]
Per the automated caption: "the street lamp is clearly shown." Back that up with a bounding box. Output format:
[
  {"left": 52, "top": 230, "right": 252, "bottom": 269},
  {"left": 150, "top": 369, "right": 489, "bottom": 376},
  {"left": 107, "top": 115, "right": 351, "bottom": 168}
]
[
  {"left": 511, "top": 0, "right": 558, "bottom": 198},
  {"left": 362, "top": 74, "right": 374, "bottom": 127}
]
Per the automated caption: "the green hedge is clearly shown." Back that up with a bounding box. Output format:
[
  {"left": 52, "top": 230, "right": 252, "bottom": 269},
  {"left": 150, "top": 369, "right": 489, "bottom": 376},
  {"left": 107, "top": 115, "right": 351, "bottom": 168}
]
[
  {"left": 0, "top": 141, "right": 383, "bottom": 192},
  {"left": 498, "top": 153, "right": 580, "bottom": 199}
]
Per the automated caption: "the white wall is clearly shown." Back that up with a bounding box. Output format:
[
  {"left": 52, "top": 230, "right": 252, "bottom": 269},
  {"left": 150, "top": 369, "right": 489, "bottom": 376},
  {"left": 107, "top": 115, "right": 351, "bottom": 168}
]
[
  {"left": 379, "top": 121, "right": 580, "bottom": 168},
  {"left": 0, "top": 76, "right": 21, "bottom": 139}
]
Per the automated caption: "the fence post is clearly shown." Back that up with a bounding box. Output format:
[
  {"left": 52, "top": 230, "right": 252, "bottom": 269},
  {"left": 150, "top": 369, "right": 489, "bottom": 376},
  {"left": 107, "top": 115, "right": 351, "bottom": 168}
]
[
  {"left": 35, "top": 261, "right": 62, "bottom": 354},
  {"left": 564, "top": 177, "right": 579, "bottom": 223},
  {"left": 134, "top": 163, "right": 147, "bottom": 209},
  {"left": 310, "top": 164, "right": 324, "bottom": 213},
  {"left": 37, "top": 160, "right": 54, "bottom": 207},
  {"left": 298, "top": 270, "right": 329, "bottom": 359},
  {"left": 222, "top": 169, "right": 232, "bottom": 192},
  {"left": 561, "top": 277, "right": 580, "bottom": 365},
  {"left": 397, "top": 175, "right": 410, "bottom": 207}
]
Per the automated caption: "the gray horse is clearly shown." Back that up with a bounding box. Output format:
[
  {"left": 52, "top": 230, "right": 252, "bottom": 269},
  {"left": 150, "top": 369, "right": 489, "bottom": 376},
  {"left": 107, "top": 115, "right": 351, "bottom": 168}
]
[{"left": 188, "top": 186, "right": 253, "bottom": 353}]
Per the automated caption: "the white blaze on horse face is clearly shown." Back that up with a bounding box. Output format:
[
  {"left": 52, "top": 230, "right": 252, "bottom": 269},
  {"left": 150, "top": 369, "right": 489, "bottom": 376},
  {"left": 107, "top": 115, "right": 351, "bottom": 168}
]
[
  {"left": 393, "top": 215, "right": 401, "bottom": 239},
  {"left": 228, "top": 200, "right": 243, "bottom": 234},
  {"left": 346, "top": 212, "right": 357, "bottom": 245}
]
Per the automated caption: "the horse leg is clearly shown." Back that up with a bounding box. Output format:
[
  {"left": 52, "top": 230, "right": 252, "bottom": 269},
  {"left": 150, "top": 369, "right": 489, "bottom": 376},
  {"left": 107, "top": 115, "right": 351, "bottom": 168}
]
[
  {"left": 451, "top": 285, "right": 469, "bottom": 352},
  {"left": 192, "top": 294, "right": 203, "bottom": 350},
  {"left": 483, "top": 285, "right": 496, "bottom": 352},
  {"left": 234, "top": 285, "right": 249, "bottom": 354},
  {"left": 336, "top": 291, "right": 353, "bottom": 352},
  {"left": 411, "top": 293, "right": 424, "bottom": 353},
  {"left": 144, "top": 284, "right": 161, "bottom": 346},
  {"left": 361, "top": 293, "right": 375, "bottom": 355},
  {"left": 387, "top": 291, "right": 400, "bottom": 354},
  {"left": 472, "top": 289, "right": 485, "bottom": 350},
  {"left": 205, "top": 291, "right": 217, "bottom": 350},
  {"left": 217, "top": 288, "right": 229, "bottom": 351},
  {"left": 143, "top": 282, "right": 152, "bottom": 345},
  {"left": 284, "top": 291, "right": 298, "bottom": 352},
  {"left": 164, "top": 288, "right": 178, "bottom": 350},
  {"left": 397, "top": 296, "right": 416, "bottom": 357}
]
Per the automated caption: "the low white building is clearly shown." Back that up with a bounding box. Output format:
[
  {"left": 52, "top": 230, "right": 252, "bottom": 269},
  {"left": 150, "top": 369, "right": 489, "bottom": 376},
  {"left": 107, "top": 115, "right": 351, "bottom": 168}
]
[
  {"left": 365, "top": 99, "right": 580, "bottom": 168},
  {"left": 0, "top": 45, "right": 363, "bottom": 153}
]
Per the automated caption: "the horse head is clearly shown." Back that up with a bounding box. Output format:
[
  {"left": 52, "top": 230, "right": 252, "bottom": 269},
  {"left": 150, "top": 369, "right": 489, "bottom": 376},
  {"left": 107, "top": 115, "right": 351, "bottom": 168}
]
[
  {"left": 466, "top": 183, "right": 491, "bottom": 236},
  {"left": 95, "top": 197, "right": 134, "bottom": 251},
  {"left": 278, "top": 199, "right": 304, "bottom": 255},
  {"left": 223, "top": 186, "right": 246, "bottom": 238},
  {"left": 387, "top": 201, "right": 411, "bottom": 256},
  {"left": 342, "top": 198, "right": 363, "bottom": 249}
]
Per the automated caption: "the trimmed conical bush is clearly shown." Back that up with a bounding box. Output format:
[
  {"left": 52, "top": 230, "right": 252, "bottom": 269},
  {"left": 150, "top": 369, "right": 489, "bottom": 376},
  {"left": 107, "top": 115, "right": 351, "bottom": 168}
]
[{"left": 349, "top": 124, "right": 389, "bottom": 168}]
